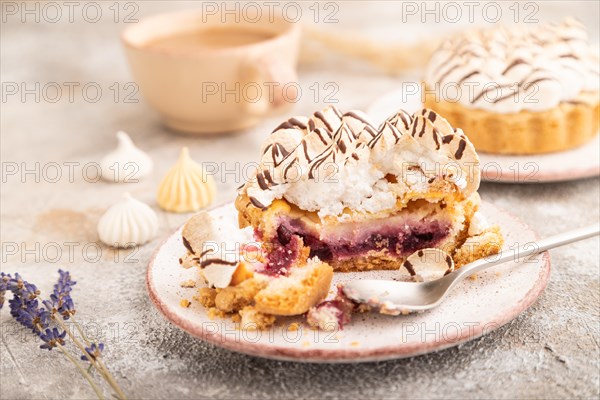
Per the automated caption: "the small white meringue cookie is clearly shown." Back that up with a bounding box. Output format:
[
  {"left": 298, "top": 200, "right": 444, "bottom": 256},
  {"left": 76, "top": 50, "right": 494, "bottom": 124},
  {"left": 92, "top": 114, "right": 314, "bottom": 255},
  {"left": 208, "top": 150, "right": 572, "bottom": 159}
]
[
  {"left": 100, "top": 131, "right": 153, "bottom": 183},
  {"left": 97, "top": 193, "right": 158, "bottom": 248}
]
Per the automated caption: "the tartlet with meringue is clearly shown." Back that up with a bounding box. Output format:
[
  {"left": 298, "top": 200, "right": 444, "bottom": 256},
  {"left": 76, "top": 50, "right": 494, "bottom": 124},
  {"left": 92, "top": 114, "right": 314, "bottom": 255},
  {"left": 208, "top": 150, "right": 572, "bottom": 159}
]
[
  {"left": 424, "top": 18, "right": 599, "bottom": 155},
  {"left": 181, "top": 106, "right": 503, "bottom": 329}
]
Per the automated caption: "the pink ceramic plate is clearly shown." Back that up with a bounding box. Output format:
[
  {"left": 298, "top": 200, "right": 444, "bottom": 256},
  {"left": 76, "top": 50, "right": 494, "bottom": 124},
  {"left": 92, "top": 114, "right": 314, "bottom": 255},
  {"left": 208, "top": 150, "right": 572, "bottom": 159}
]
[
  {"left": 367, "top": 88, "right": 600, "bottom": 183},
  {"left": 147, "top": 202, "right": 550, "bottom": 363}
]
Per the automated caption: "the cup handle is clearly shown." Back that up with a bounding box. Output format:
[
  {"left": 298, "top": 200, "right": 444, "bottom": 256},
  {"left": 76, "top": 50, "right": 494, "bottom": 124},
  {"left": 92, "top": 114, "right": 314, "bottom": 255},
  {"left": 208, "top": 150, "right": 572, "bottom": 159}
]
[{"left": 241, "top": 57, "right": 298, "bottom": 116}]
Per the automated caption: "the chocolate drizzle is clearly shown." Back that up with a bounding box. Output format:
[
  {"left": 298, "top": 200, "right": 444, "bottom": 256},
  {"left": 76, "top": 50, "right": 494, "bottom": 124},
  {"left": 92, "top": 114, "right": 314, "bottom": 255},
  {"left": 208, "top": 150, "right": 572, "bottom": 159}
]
[
  {"left": 314, "top": 111, "right": 333, "bottom": 131},
  {"left": 397, "top": 111, "right": 411, "bottom": 130},
  {"left": 418, "top": 120, "right": 427, "bottom": 137},
  {"left": 283, "top": 158, "right": 298, "bottom": 180},
  {"left": 343, "top": 111, "right": 370, "bottom": 125},
  {"left": 199, "top": 258, "right": 237, "bottom": 269},
  {"left": 263, "top": 169, "right": 275, "bottom": 185},
  {"left": 432, "top": 127, "right": 440, "bottom": 149},
  {"left": 256, "top": 173, "right": 269, "bottom": 190},
  {"left": 455, "top": 139, "right": 467, "bottom": 160},
  {"left": 403, "top": 260, "right": 416, "bottom": 276},
  {"left": 182, "top": 236, "right": 194, "bottom": 254},
  {"left": 249, "top": 196, "right": 266, "bottom": 209},
  {"left": 272, "top": 117, "right": 307, "bottom": 132},
  {"left": 442, "top": 134, "right": 454, "bottom": 144},
  {"left": 445, "top": 255, "right": 453, "bottom": 267},
  {"left": 458, "top": 70, "right": 479, "bottom": 85},
  {"left": 427, "top": 111, "right": 437, "bottom": 123},
  {"left": 502, "top": 58, "right": 526, "bottom": 75},
  {"left": 264, "top": 143, "right": 291, "bottom": 167}
]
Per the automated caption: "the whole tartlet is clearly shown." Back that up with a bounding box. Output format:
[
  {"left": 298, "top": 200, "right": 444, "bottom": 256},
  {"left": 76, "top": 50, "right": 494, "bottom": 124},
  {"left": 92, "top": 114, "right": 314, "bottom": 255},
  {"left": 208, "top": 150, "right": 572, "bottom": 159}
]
[{"left": 424, "top": 18, "right": 599, "bottom": 155}]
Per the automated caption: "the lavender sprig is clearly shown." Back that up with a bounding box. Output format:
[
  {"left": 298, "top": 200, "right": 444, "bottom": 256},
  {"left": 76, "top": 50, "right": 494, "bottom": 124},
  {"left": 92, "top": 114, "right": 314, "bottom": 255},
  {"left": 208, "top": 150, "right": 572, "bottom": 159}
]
[
  {"left": 81, "top": 343, "right": 105, "bottom": 361},
  {"left": 42, "top": 269, "right": 76, "bottom": 320},
  {"left": 39, "top": 328, "right": 67, "bottom": 350},
  {"left": 1, "top": 270, "right": 126, "bottom": 400},
  {"left": 2, "top": 272, "right": 55, "bottom": 344}
]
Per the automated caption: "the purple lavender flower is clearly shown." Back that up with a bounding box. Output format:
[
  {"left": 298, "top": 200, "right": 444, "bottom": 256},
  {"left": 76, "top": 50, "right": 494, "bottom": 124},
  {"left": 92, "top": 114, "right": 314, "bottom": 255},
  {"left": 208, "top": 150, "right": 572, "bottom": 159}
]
[
  {"left": 0, "top": 273, "right": 8, "bottom": 310},
  {"left": 0, "top": 270, "right": 127, "bottom": 399},
  {"left": 43, "top": 269, "right": 77, "bottom": 320},
  {"left": 2, "top": 273, "right": 49, "bottom": 334},
  {"left": 81, "top": 343, "right": 105, "bottom": 361},
  {"left": 11, "top": 298, "right": 51, "bottom": 333},
  {"left": 39, "top": 328, "right": 67, "bottom": 350}
]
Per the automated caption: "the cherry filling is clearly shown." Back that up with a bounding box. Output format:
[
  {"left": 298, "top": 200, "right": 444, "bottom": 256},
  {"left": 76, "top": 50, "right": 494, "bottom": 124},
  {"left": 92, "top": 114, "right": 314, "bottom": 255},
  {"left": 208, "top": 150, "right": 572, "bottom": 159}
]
[
  {"left": 274, "top": 218, "right": 450, "bottom": 263},
  {"left": 259, "top": 228, "right": 303, "bottom": 276}
]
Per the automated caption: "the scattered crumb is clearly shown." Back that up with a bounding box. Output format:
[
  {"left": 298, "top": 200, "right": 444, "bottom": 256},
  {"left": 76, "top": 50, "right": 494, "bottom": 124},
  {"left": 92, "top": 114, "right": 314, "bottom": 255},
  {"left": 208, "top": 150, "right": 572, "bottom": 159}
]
[
  {"left": 239, "top": 307, "right": 276, "bottom": 330},
  {"left": 207, "top": 307, "right": 228, "bottom": 320},
  {"left": 180, "top": 299, "right": 191, "bottom": 308},
  {"left": 495, "top": 271, "right": 502, "bottom": 277},
  {"left": 214, "top": 279, "right": 264, "bottom": 313},
  {"left": 350, "top": 341, "right": 360, "bottom": 347},
  {"left": 469, "top": 274, "right": 478, "bottom": 281},
  {"left": 356, "top": 304, "right": 371, "bottom": 313},
  {"left": 197, "top": 288, "right": 217, "bottom": 308},
  {"left": 180, "top": 279, "right": 196, "bottom": 288},
  {"left": 287, "top": 322, "right": 300, "bottom": 332},
  {"left": 302, "top": 341, "right": 311, "bottom": 347}
]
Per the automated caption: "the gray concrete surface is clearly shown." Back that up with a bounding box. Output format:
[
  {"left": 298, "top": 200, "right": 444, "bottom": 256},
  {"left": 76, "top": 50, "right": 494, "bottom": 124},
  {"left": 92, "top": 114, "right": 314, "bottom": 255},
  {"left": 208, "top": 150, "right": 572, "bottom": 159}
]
[{"left": 1, "top": 2, "right": 599, "bottom": 399}]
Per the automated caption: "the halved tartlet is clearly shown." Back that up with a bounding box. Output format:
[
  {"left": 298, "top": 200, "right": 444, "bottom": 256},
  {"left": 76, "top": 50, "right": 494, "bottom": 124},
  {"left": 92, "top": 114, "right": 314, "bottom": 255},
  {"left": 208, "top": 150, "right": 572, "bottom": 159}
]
[
  {"left": 235, "top": 106, "right": 500, "bottom": 273},
  {"left": 181, "top": 105, "right": 503, "bottom": 329}
]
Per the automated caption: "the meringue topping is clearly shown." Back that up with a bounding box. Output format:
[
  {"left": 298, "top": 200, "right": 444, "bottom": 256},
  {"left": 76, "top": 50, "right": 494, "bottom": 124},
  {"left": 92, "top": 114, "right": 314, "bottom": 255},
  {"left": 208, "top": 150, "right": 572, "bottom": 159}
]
[
  {"left": 97, "top": 193, "right": 158, "bottom": 248},
  {"left": 100, "top": 131, "right": 153, "bottom": 183},
  {"left": 425, "top": 18, "right": 600, "bottom": 113},
  {"left": 241, "top": 106, "right": 479, "bottom": 218},
  {"left": 157, "top": 147, "right": 217, "bottom": 213}
]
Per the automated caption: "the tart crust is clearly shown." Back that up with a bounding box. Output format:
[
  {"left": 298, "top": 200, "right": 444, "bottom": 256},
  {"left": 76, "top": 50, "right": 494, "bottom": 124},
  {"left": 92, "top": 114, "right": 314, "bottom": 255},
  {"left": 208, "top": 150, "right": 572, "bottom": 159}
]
[{"left": 424, "top": 88, "right": 600, "bottom": 155}]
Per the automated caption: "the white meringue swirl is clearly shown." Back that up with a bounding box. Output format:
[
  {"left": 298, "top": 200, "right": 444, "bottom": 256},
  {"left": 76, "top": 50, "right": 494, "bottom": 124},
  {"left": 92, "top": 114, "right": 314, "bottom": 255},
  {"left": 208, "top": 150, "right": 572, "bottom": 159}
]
[
  {"left": 241, "top": 106, "right": 479, "bottom": 218},
  {"left": 425, "top": 18, "right": 600, "bottom": 113},
  {"left": 97, "top": 193, "right": 158, "bottom": 248},
  {"left": 100, "top": 131, "right": 153, "bottom": 183}
]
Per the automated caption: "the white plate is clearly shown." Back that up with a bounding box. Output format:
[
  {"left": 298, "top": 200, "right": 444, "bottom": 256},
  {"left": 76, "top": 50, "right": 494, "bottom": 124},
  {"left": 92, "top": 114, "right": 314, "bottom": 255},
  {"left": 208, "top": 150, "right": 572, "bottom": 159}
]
[
  {"left": 147, "top": 202, "right": 550, "bottom": 363},
  {"left": 367, "top": 88, "right": 600, "bottom": 183}
]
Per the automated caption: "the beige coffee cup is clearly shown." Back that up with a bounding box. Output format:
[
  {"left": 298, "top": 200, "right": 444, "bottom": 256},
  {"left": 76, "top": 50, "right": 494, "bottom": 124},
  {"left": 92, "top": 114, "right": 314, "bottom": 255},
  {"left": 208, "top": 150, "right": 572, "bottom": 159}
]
[{"left": 122, "top": 10, "right": 301, "bottom": 134}]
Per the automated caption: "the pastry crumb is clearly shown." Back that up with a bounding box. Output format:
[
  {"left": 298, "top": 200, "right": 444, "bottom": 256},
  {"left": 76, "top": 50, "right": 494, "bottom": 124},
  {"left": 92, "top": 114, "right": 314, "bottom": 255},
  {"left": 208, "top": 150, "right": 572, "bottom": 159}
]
[
  {"left": 207, "top": 307, "right": 228, "bottom": 320},
  {"left": 180, "top": 279, "right": 196, "bottom": 288},
  {"left": 180, "top": 299, "right": 191, "bottom": 308},
  {"left": 215, "top": 279, "right": 264, "bottom": 313},
  {"left": 197, "top": 287, "right": 217, "bottom": 308},
  {"left": 239, "top": 306, "right": 276, "bottom": 330},
  {"left": 350, "top": 341, "right": 360, "bottom": 347},
  {"left": 287, "top": 322, "right": 300, "bottom": 332}
]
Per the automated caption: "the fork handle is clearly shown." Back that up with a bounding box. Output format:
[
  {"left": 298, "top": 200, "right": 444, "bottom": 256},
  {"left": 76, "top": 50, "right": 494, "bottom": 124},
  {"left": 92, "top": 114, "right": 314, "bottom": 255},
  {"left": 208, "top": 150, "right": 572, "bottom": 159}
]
[{"left": 454, "top": 223, "right": 600, "bottom": 280}]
